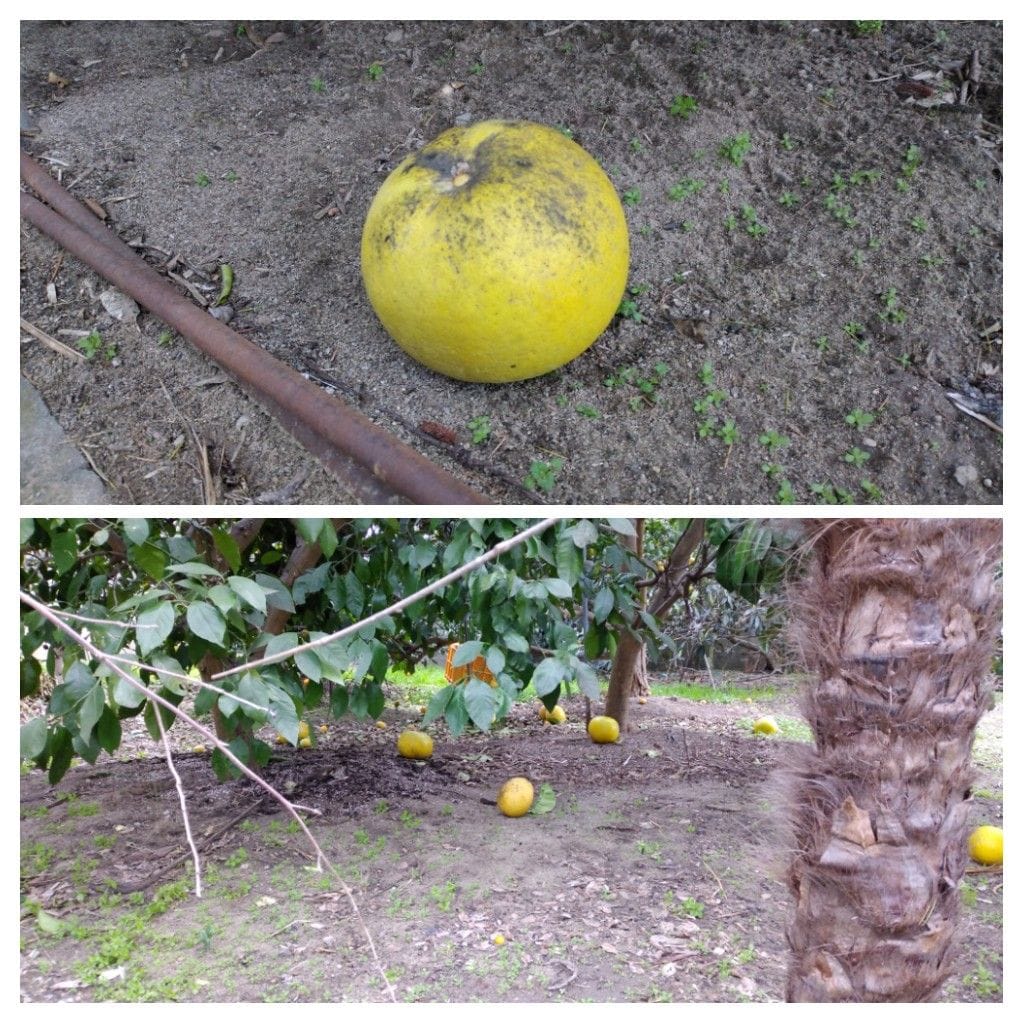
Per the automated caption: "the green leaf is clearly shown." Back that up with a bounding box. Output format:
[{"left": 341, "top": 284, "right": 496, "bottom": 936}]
[
  {"left": 452, "top": 640, "right": 484, "bottom": 667},
  {"left": 606, "top": 518, "right": 636, "bottom": 537},
  {"left": 529, "top": 782, "right": 557, "bottom": 815},
  {"left": 207, "top": 584, "right": 239, "bottom": 615},
  {"left": 47, "top": 727, "right": 73, "bottom": 784},
  {"left": 72, "top": 731, "right": 101, "bottom": 764},
  {"left": 167, "top": 562, "right": 224, "bottom": 577},
  {"left": 51, "top": 529, "right": 78, "bottom": 573},
  {"left": 444, "top": 687, "right": 470, "bottom": 738},
  {"left": 592, "top": 587, "right": 615, "bottom": 624},
  {"left": 464, "top": 678, "right": 499, "bottom": 732},
  {"left": 21, "top": 658, "right": 41, "bottom": 699},
  {"left": 211, "top": 526, "right": 242, "bottom": 573},
  {"left": 584, "top": 624, "right": 604, "bottom": 660},
  {"left": 423, "top": 684, "right": 455, "bottom": 726},
  {"left": 295, "top": 647, "right": 322, "bottom": 682},
  {"left": 293, "top": 563, "right": 330, "bottom": 606},
  {"left": 77, "top": 683, "right": 106, "bottom": 742},
  {"left": 121, "top": 519, "right": 150, "bottom": 545},
  {"left": 571, "top": 657, "right": 601, "bottom": 699},
  {"left": 555, "top": 532, "right": 582, "bottom": 586},
  {"left": 113, "top": 675, "right": 145, "bottom": 708},
  {"left": 342, "top": 571, "right": 365, "bottom": 618},
  {"left": 20, "top": 717, "right": 48, "bottom": 760},
  {"left": 143, "top": 692, "right": 180, "bottom": 740},
  {"left": 502, "top": 630, "right": 530, "bottom": 654},
  {"left": 295, "top": 518, "right": 326, "bottom": 544},
  {"left": 254, "top": 573, "right": 295, "bottom": 613},
  {"left": 228, "top": 575, "right": 268, "bottom": 613},
  {"left": 544, "top": 577, "right": 573, "bottom": 599},
  {"left": 330, "top": 685, "right": 349, "bottom": 718},
  {"left": 366, "top": 682, "right": 386, "bottom": 719},
  {"left": 368, "top": 641, "right": 389, "bottom": 683},
  {"left": 531, "top": 657, "right": 565, "bottom": 697},
  {"left": 132, "top": 542, "right": 168, "bottom": 580},
  {"left": 49, "top": 661, "right": 97, "bottom": 717},
  {"left": 20, "top": 518, "right": 35, "bottom": 545},
  {"left": 95, "top": 705, "right": 122, "bottom": 753},
  {"left": 318, "top": 520, "right": 339, "bottom": 558},
  {"left": 569, "top": 519, "right": 598, "bottom": 547},
  {"left": 237, "top": 672, "right": 270, "bottom": 721},
  {"left": 136, "top": 601, "right": 175, "bottom": 656},
  {"left": 485, "top": 646, "right": 506, "bottom": 677},
  {"left": 186, "top": 601, "right": 226, "bottom": 647}
]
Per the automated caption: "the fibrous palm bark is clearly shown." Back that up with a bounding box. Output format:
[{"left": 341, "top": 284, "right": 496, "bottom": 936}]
[{"left": 786, "top": 519, "right": 1001, "bottom": 1001}]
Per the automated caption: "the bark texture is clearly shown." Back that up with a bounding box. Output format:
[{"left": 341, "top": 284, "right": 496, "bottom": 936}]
[{"left": 786, "top": 519, "right": 1001, "bottom": 1002}]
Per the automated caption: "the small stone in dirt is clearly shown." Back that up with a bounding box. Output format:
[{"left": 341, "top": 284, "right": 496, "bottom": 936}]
[
  {"left": 209, "top": 304, "right": 234, "bottom": 323},
  {"left": 99, "top": 288, "right": 140, "bottom": 324},
  {"left": 955, "top": 464, "right": 979, "bottom": 487},
  {"left": 385, "top": 28, "right": 404, "bottom": 44}
]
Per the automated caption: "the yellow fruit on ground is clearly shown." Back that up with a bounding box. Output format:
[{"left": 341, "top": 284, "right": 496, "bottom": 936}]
[
  {"left": 418, "top": 705, "right": 427, "bottom": 715},
  {"left": 397, "top": 730, "right": 434, "bottom": 759},
  {"left": 492, "top": 933, "right": 506, "bottom": 946},
  {"left": 297, "top": 721, "right": 310, "bottom": 741},
  {"left": 192, "top": 744, "right": 206, "bottom": 754},
  {"left": 539, "top": 704, "right": 550, "bottom": 722},
  {"left": 545, "top": 706, "right": 567, "bottom": 725},
  {"left": 274, "top": 734, "right": 288, "bottom": 745},
  {"left": 361, "top": 119, "right": 630, "bottom": 383},
  {"left": 752, "top": 717, "right": 779, "bottom": 736},
  {"left": 497, "top": 777, "right": 535, "bottom": 817},
  {"left": 968, "top": 825, "right": 1003, "bottom": 866},
  {"left": 298, "top": 737, "right": 313, "bottom": 749},
  {"left": 588, "top": 716, "right": 620, "bottom": 744},
  {"left": 318, "top": 724, "right": 329, "bottom": 734},
  {"left": 375, "top": 720, "right": 388, "bottom": 729},
  {"left": 638, "top": 697, "right": 647, "bottom": 705}
]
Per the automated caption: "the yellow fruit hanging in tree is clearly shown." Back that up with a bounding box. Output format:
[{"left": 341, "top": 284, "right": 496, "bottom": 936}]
[{"left": 361, "top": 119, "right": 629, "bottom": 382}]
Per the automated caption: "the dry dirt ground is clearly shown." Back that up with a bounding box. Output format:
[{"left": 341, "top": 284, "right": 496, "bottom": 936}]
[
  {"left": 20, "top": 676, "right": 1003, "bottom": 1003},
  {"left": 19, "top": 20, "right": 1002, "bottom": 504}
]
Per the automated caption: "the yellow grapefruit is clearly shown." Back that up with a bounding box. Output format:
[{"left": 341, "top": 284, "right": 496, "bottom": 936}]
[
  {"left": 545, "top": 706, "right": 567, "bottom": 725},
  {"left": 968, "top": 825, "right": 1003, "bottom": 865},
  {"left": 361, "top": 119, "right": 629, "bottom": 382},
  {"left": 497, "top": 777, "right": 535, "bottom": 817},
  {"left": 752, "top": 717, "right": 779, "bottom": 736},
  {"left": 588, "top": 716, "right": 620, "bottom": 743},
  {"left": 397, "top": 730, "right": 434, "bottom": 759}
]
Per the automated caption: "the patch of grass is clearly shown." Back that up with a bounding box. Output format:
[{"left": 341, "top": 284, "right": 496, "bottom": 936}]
[
  {"left": 77, "top": 330, "right": 117, "bottom": 362},
  {"left": 738, "top": 714, "right": 813, "bottom": 743},
  {"left": 430, "top": 879, "right": 458, "bottom": 912},
  {"left": 367, "top": 62, "right": 384, "bottom": 81},
  {"left": 669, "top": 94, "right": 698, "bottom": 119},
  {"left": 622, "top": 187, "right": 642, "bottom": 207},
  {"left": 963, "top": 955, "right": 1001, "bottom": 999},
  {"left": 66, "top": 799, "right": 101, "bottom": 818},
  {"left": 652, "top": 681, "right": 776, "bottom": 703},
  {"left": 524, "top": 457, "right": 564, "bottom": 494},
  {"left": 719, "top": 132, "right": 752, "bottom": 167},
  {"left": 667, "top": 177, "right": 705, "bottom": 201},
  {"left": 665, "top": 892, "right": 704, "bottom": 919}
]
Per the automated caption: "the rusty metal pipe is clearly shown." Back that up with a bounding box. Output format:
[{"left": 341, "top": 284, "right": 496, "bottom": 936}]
[{"left": 20, "top": 155, "right": 489, "bottom": 505}]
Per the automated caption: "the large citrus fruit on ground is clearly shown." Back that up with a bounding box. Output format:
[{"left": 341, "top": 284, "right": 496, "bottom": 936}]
[
  {"left": 361, "top": 119, "right": 629, "bottom": 383},
  {"left": 752, "top": 716, "right": 779, "bottom": 736},
  {"left": 968, "top": 825, "right": 1003, "bottom": 865},
  {"left": 588, "top": 716, "right": 620, "bottom": 743},
  {"left": 497, "top": 777, "right": 535, "bottom": 817},
  {"left": 396, "top": 730, "right": 433, "bottom": 759}
]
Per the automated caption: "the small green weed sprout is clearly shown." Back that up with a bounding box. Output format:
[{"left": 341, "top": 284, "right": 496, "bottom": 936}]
[
  {"left": 669, "top": 94, "right": 698, "bottom": 119},
  {"left": 719, "top": 132, "right": 752, "bottom": 167}
]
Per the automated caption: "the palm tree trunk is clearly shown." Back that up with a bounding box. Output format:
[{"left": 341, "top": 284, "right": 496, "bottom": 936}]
[{"left": 786, "top": 519, "right": 1001, "bottom": 1001}]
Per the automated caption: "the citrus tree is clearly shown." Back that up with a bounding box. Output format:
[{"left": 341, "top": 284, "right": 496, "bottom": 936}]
[{"left": 20, "top": 517, "right": 651, "bottom": 781}]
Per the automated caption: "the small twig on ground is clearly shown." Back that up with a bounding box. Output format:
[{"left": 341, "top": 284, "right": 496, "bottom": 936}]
[
  {"left": 21, "top": 317, "right": 86, "bottom": 362},
  {"left": 543, "top": 21, "right": 583, "bottom": 36}
]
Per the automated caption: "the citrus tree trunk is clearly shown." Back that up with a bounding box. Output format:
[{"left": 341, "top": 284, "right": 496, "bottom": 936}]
[
  {"left": 786, "top": 519, "right": 1001, "bottom": 1002},
  {"left": 605, "top": 519, "right": 707, "bottom": 732}
]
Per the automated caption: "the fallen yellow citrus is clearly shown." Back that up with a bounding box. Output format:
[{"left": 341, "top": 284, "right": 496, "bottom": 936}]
[
  {"left": 544, "top": 705, "right": 567, "bottom": 725},
  {"left": 497, "top": 777, "right": 535, "bottom": 817},
  {"left": 752, "top": 717, "right": 779, "bottom": 736},
  {"left": 297, "top": 721, "right": 310, "bottom": 741},
  {"left": 588, "top": 716, "right": 620, "bottom": 743},
  {"left": 298, "top": 737, "right": 313, "bottom": 749},
  {"left": 375, "top": 720, "right": 388, "bottom": 729},
  {"left": 397, "top": 730, "right": 434, "bottom": 759},
  {"left": 192, "top": 744, "right": 207, "bottom": 754},
  {"left": 968, "top": 825, "right": 1003, "bottom": 865},
  {"left": 361, "top": 119, "right": 629, "bottom": 382}
]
